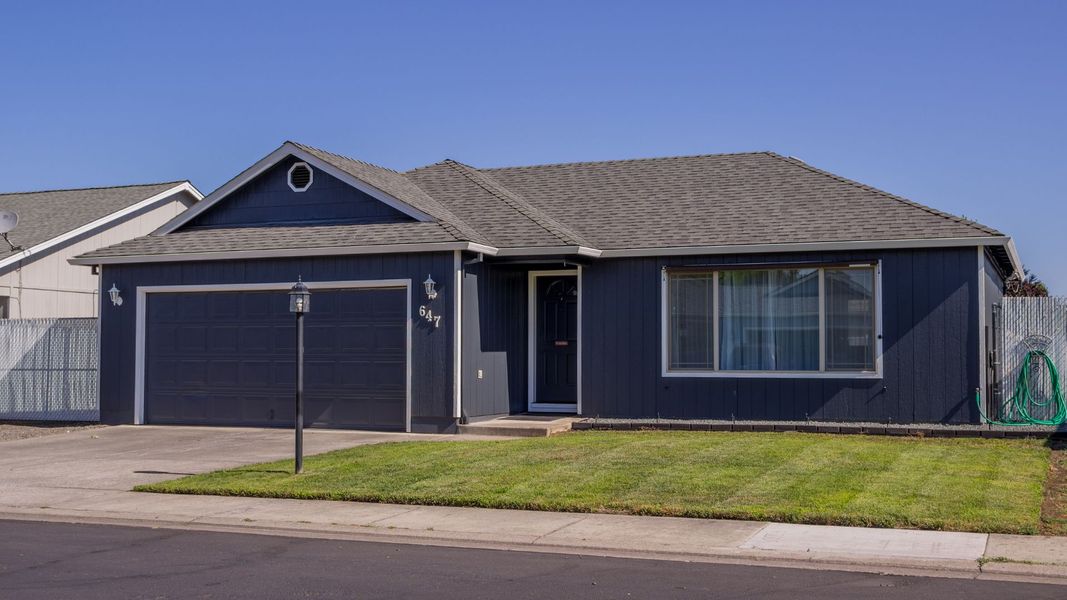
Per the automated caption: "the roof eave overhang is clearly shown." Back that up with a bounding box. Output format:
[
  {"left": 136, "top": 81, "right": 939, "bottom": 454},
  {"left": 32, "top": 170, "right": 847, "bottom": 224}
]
[
  {"left": 155, "top": 143, "right": 434, "bottom": 236},
  {"left": 1002, "top": 238, "right": 1023, "bottom": 277},
  {"left": 493, "top": 245, "right": 603, "bottom": 258},
  {"left": 69, "top": 241, "right": 499, "bottom": 266},
  {"left": 71, "top": 236, "right": 1023, "bottom": 273},
  {"left": 1, "top": 182, "right": 203, "bottom": 272},
  {"left": 597, "top": 236, "right": 1015, "bottom": 258}
]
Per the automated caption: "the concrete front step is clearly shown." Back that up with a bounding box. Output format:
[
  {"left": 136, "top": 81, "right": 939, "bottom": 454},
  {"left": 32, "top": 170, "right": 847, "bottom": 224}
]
[{"left": 458, "top": 416, "right": 576, "bottom": 437}]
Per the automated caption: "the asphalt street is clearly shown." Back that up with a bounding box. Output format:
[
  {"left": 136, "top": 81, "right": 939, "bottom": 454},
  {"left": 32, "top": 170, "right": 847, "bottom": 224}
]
[{"left": 0, "top": 519, "right": 1061, "bottom": 599}]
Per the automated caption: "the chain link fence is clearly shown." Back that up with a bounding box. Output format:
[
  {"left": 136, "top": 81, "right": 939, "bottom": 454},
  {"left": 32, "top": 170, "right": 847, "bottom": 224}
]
[
  {"left": 994, "top": 297, "right": 1067, "bottom": 423},
  {"left": 0, "top": 318, "right": 98, "bottom": 421}
]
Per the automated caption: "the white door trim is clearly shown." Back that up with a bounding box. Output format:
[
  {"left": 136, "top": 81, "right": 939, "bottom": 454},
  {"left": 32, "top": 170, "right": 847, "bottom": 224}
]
[
  {"left": 527, "top": 269, "right": 581, "bottom": 414},
  {"left": 134, "top": 279, "right": 413, "bottom": 432}
]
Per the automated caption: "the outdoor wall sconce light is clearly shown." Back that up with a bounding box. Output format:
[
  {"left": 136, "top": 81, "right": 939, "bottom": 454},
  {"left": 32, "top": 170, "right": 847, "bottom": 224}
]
[
  {"left": 108, "top": 284, "right": 123, "bottom": 307},
  {"left": 423, "top": 275, "right": 438, "bottom": 300}
]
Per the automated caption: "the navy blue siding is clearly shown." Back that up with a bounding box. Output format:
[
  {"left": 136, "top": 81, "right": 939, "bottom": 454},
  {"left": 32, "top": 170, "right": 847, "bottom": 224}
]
[
  {"left": 461, "top": 262, "right": 528, "bottom": 418},
  {"left": 185, "top": 157, "right": 412, "bottom": 229},
  {"left": 98, "top": 252, "right": 455, "bottom": 432},
  {"left": 580, "top": 248, "right": 983, "bottom": 424}
]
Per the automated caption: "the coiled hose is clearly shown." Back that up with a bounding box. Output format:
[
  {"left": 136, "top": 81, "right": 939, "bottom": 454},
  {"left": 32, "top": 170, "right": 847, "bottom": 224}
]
[{"left": 976, "top": 349, "right": 1067, "bottom": 426}]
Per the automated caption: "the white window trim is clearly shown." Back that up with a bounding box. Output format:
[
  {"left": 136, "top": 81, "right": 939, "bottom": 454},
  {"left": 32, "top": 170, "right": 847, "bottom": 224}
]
[
  {"left": 527, "top": 269, "right": 581, "bottom": 414},
  {"left": 134, "top": 279, "right": 413, "bottom": 431},
  {"left": 287, "top": 162, "right": 314, "bottom": 192},
  {"left": 660, "top": 262, "right": 883, "bottom": 380},
  {"left": 453, "top": 250, "right": 463, "bottom": 420}
]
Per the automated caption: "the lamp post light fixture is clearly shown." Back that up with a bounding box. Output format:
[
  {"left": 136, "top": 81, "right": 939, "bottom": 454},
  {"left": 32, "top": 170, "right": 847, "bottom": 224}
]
[
  {"left": 288, "top": 277, "right": 311, "bottom": 474},
  {"left": 108, "top": 284, "right": 123, "bottom": 307},
  {"left": 423, "top": 275, "right": 437, "bottom": 301}
]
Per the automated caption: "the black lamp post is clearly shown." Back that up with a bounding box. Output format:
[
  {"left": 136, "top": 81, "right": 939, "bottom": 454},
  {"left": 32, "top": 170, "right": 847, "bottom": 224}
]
[{"left": 288, "top": 277, "right": 311, "bottom": 474}]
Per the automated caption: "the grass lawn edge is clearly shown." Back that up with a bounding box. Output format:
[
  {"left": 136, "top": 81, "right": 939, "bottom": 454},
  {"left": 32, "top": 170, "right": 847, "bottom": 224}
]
[{"left": 132, "top": 431, "right": 1055, "bottom": 536}]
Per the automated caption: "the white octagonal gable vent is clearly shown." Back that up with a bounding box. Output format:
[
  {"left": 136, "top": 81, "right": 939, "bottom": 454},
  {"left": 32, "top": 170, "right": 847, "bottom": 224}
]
[{"left": 288, "top": 162, "right": 313, "bottom": 192}]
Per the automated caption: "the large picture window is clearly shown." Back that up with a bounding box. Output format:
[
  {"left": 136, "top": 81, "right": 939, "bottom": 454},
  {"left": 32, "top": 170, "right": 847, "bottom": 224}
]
[{"left": 666, "top": 264, "right": 879, "bottom": 375}]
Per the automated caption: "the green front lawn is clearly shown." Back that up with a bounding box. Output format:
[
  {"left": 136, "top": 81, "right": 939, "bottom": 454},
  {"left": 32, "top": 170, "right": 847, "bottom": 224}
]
[{"left": 136, "top": 431, "right": 1052, "bottom": 534}]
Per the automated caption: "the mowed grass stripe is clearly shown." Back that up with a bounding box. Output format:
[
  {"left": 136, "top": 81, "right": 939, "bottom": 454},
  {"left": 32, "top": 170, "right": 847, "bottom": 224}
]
[{"left": 137, "top": 431, "right": 1052, "bottom": 534}]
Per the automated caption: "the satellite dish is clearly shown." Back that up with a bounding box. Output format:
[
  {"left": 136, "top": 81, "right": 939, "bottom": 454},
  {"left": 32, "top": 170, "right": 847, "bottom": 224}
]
[{"left": 0, "top": 210, "right": 17, "bottom": 234}]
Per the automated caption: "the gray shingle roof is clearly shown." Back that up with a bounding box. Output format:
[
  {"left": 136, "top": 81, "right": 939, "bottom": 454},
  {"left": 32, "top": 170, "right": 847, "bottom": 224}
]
[
  {"left": 477, "top": 152, "right": 1001, "bottom": 250},
  {"left": 406, "top": 160, "right": 592, "bottom": 248},
  {"left": 74, "top": 145, "right": 1008, "bottom": 263},
  {"left": 74, "top": 222, "right": 459, "bottom": 259},
  {"left": 290, "top": 142, "right": 490, "bottom": 245},
  {"left": 0, "top": 182, "right": 189, "bottom": 262}
]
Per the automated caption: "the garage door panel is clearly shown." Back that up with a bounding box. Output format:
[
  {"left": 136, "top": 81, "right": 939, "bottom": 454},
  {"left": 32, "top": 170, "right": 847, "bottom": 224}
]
[
  {"left": 305, "top": 361, "right": 337, "bottom": 386},
  {"left": 176, "top": 295, "right": 208, "bottom": 319},
  {"left": 306, "top": 327, "right": 338, "bottom": 352},
  {"left": 177, "top": 326, "right": 206, "bottom": 352},
  {"left": 149, "top": 325, "right": 179, "bottom": 353},
  {"left": 329, "top": 398, "right": 370, "bottom": 426},
  {"left": 146, "top": 287, "right": 407, "bottom": 430},
  {"left": 239, "top": 326, "right": 274, "bottom": 351},
  {"left": 207, "top": 326, "right": 239, "bottom": 352},
  {"left": 208, "top": 293, "right": 240, "bottom": 317},
  {"left": 240, "top": 293, "right": 273, "bottom": 317},
  {"left": 273, "top": 361, "right": 296, "bottom": 385},
  {"left": 374, "top": 324, "right": 406, "bottom": 352},
  {"left": 179, "top": 359, "right": 207, "bottom": 386}
]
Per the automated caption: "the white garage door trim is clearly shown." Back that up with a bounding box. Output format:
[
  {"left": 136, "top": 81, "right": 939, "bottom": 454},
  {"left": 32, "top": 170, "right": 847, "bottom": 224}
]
[{"left": 135, "top": 279, "right": 413, "bottom": 431}]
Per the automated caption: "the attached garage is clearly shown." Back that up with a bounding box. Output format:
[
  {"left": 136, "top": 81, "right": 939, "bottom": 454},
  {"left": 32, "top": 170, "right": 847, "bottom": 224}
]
[{"left": 141, "top": 283, "right": 409, "bottom": 431}]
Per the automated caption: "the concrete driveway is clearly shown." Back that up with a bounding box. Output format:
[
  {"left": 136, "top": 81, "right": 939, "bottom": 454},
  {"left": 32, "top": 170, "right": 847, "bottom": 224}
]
[{"left": 0, "top": 425, "right": 488, "bottom": 509}]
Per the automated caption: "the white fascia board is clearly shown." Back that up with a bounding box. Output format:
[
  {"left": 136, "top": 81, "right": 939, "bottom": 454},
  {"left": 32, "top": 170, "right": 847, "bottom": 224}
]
[
  {"left": 1002, "top": 238, "right": 1023, "bottom": 276},
  {"left": 69, "top": 241, "right": 500, "bottom": 266},
  {"left": 494, "top": 245, "right": 603, "bottom": 257},
  {"left": 466, "top": 242, "right": 499, "bottom": 255},
  {"left": 3, "top": 182, "right": 202, "bottom": 271},
  {"left": 157, "top": 143, "right": 433, "bottom": 235},
  {"left": 598, "top": 236, "right": 1013, "bottom": 258}
]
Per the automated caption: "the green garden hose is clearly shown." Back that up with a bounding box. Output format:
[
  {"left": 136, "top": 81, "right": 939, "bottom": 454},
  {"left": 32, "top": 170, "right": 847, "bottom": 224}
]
[{"left": 976, "top": 349, "right": 1067, "bottom": 426}]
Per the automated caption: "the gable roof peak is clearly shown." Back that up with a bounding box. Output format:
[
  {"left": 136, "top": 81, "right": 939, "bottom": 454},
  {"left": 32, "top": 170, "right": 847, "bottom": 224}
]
[{"left": 285, "top": 141, "right": 403, "bottom": 175}]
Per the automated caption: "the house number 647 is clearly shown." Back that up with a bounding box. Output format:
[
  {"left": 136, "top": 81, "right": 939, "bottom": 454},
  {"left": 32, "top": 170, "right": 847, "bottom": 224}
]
[{"left": 418, "top": 305, "right": 441, "bottom": 328}]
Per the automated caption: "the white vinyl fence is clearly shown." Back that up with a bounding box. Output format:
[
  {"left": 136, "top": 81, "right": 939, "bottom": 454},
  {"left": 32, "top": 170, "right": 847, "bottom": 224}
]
[
  {"left": 0, "top": 318, "right": 98, "bottom": 421},
  {"left": 994, "top": 297, "right": 1067, "bottom": 423}
]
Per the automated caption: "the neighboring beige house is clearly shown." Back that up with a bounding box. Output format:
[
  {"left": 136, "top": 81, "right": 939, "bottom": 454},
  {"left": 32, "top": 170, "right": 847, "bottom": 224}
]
[{"left": 0, "top": 182, "right": 201, "bottom": 318}]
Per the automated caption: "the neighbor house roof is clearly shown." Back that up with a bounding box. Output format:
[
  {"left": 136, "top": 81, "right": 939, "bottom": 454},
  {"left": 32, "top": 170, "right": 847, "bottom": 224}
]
[
  {"left": 0, "top": 181, "right": 201, "bottom": 269},
  {"left": 71, "top": 143, "right": 1020, "bottom": 273}
]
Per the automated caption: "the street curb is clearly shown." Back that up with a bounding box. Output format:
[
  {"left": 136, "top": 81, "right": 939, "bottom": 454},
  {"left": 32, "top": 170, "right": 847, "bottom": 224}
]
[{"left": 3, "top": 508, "right": 1066, "bottom": 586}]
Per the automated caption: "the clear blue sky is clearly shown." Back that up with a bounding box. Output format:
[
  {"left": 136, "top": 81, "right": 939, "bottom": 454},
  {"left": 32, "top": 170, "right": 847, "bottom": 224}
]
[{"left": 1, "top": 1, "right": 1063, "bottom": 290}]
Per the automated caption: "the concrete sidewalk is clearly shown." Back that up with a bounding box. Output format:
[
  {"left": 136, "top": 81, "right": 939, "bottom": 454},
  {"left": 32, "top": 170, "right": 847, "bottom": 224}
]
[
  {"left": 2, "top": 490, "right": 1065, "bottom": 584},
  {"left": 1, "top": 425, "right": 1065, "bottom": 584}
]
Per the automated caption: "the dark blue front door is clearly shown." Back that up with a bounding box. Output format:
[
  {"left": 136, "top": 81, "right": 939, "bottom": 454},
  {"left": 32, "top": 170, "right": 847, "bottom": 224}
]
[
  {"left": 144, "top": 288, "right": 406, "bottom": 430},
  {"left": 535, "top": 275, "right": 578, "bottom": 406}
]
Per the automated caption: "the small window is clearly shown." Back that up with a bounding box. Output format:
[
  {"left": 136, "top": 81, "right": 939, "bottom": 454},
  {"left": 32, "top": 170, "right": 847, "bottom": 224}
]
[
  {"left": 668, "top": 273, "right": 715, "bottom": 369},
  {"left": 666, "top": 264, "right": 879, "bottom": 375},
  {"left": 824, "top": 267, "right": 876, "bottom": 371},
  {"left": 0, "top": 296, "right": 10, "bottom": 319},
  {"left": 287, "top": 162, "right": 313, "bottom": 192}
]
